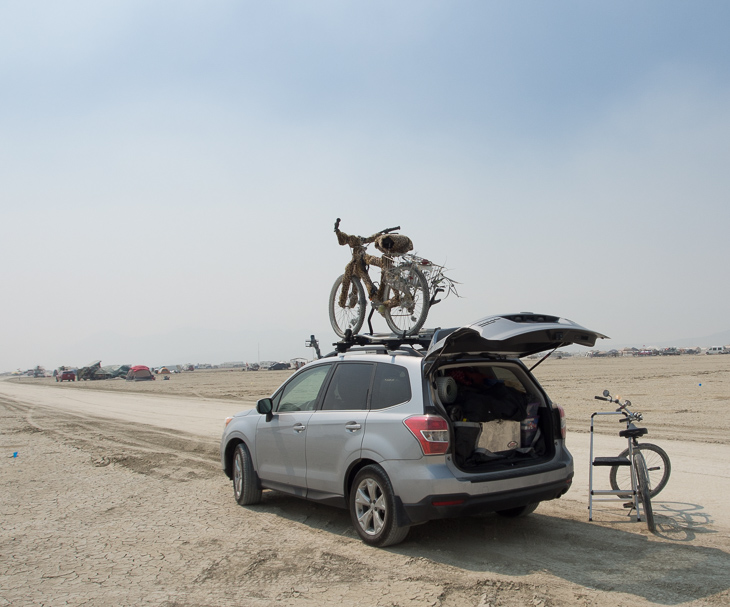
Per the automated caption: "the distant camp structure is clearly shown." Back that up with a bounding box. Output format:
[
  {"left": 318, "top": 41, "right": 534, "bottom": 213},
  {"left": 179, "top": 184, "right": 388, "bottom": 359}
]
[
  {"left": 77, "top": 361, "right": 131, "bottom": 381},
  {"left": 126, "top": 365, "right": 156, "bottom": 381}
]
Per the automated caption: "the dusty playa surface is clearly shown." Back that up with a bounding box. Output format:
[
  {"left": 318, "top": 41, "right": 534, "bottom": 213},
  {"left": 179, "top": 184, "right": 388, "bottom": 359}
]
[{"left": 2, "top": 355, "right": 729, "bottom": 606}]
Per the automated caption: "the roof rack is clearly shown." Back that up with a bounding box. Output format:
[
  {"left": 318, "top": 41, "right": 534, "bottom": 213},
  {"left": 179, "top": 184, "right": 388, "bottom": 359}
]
[{"left": 332, "top": 329, "right": 437, "bottom": 354}]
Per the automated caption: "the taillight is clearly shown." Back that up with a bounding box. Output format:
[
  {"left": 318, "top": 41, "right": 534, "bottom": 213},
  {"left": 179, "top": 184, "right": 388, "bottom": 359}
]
[
  {"left": 556, "top": 404, "right": 567, "bottom": 439},
  {"left": 403, "top": 415, "right": 450, "bottom": 455}
]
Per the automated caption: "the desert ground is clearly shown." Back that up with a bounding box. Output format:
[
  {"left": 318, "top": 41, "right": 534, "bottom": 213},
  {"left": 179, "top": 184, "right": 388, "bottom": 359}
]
[{"left": 1, "top": 354, "right": 729, "bottom": 606}]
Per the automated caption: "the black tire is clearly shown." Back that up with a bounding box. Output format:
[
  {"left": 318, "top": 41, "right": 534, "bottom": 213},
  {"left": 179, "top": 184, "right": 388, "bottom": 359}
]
[
  {"left": 329, "top": 274, "right": 366, "bottom": 338},
  {"left": 232, "top": 443, "right": 262, "bottom": 506},
  {"left": 382, "top": 265, "right": 430, "bottom": 336},
  {"left": 496, "top": 502, "right": 540, "bottom": 518},
  {"left": 349, "top": 465, "right": 409, "bottom": 547},
  {"left": 635, "top": 453, "right": 656, "bottom": 533},
  {"left": 610, "top": 443, "right": 670, "bottom": 499}
]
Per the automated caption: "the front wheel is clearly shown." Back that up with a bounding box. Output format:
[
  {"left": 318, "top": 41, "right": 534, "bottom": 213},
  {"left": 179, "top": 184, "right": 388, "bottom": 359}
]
[
  {"left": 382, "top": 265, "right": 430, "bottom": 335},
  {"left": 232, "top": 443, "right": 262, "bottom": 506},
  {"left": 349, "top": 465, "right": 409, "bottom": 547},
  {"left": 635, "top": 453, "right": 656, "bottom": 533},
  {"left": 610, "top": 443, "right": 670, "bottom": 498},
  {"left": 329, "top": 274, "right": 366, "bottom": 338}
]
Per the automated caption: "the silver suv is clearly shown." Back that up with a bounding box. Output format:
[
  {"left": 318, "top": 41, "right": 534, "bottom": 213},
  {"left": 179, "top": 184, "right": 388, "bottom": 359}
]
[{"left": 221, "top": 313, "right": 605, "bottom": 546}]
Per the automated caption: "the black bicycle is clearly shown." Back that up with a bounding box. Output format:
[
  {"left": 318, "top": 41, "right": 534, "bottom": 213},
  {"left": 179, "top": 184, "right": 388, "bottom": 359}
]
[
  {"left": 597, "top": 391, "right": 672, "bottom": 499},
  {"left": 591, "top": 390, "right": 671, "bottom": 532}
]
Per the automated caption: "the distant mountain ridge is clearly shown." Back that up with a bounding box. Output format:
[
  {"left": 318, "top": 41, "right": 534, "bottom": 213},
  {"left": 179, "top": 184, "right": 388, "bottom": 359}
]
[
  {"left": 608, "top": 328, "right": 730, "bottom": 350},
  {"left": 661, "top": 329, "right": 730, "bottom": 349}
]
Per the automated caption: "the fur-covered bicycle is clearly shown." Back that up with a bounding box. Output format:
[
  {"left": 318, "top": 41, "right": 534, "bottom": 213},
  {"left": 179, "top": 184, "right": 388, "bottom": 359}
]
[{"left": 329, "top": 218, "right": 458, "bottom": 337}]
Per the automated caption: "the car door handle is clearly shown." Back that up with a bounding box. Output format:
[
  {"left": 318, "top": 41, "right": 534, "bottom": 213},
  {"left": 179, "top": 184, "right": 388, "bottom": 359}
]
[
  {"left": 345, "top": 422, "right": 362, "bottom": 432},
  {"left": 293, "top": 423, "right": 306, "bottom": 433}
]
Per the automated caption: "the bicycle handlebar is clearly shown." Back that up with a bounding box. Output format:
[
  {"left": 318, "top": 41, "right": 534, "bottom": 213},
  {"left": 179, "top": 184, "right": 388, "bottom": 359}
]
[
  {"left": 333, "top": 218, "right": 400, "bottom": 236},
  {"left": 594, "top": 391, "right": 642, "bottom": 422}
]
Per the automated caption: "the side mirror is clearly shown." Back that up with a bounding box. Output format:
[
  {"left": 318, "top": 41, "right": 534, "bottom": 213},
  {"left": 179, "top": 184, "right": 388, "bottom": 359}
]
[
  {"left": 256, "top": 398, "right": 274, "bottom": 422},
  {"left": 602, "top": 389, "right": 610, "bottom": 397}
]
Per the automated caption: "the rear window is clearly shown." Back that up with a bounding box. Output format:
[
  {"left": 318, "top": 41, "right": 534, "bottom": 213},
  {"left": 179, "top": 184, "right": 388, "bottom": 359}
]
[
  {"left": 489, "top": 366, "right": 528, "bottom": 393},
  {"left": 321, "top": 363, "right": 374, "bottom": 411},
  {"left": 370, "top": 364, "right": 411, "bottom": 409}
]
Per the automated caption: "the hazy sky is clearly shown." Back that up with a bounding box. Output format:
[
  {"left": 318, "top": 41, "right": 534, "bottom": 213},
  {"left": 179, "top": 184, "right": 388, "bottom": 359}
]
[{"left": 2, "top": 1, "right": 729, "bottom": 372}]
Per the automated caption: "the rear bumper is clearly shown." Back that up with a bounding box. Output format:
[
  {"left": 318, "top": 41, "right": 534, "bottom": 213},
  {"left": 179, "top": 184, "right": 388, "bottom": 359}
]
[
  {"left": 379, "top": 448, "right": 574, "bottom": 526},
  {"left": 396, "top": 475, "right": 573, "bottom": 525}
]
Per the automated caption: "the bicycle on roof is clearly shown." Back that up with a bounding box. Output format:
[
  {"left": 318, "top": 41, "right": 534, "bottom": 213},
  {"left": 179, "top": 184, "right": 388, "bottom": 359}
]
[{"left": 329, "top": 218, "right": 459, "bottom": 338}]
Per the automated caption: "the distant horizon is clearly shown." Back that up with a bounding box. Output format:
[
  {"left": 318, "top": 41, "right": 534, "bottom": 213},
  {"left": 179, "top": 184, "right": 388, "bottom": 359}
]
[{"left": 5, "top": 325, "right": 730, "bottom": 374}]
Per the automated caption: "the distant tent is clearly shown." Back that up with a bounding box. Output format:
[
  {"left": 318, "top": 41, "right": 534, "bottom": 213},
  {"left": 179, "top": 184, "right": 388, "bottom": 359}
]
[
  {"left": 158, "top": 367, "right": 171, "bottom": 375},
  {"left": 126, "top": 365, "right": 156, "bottom": 381}
]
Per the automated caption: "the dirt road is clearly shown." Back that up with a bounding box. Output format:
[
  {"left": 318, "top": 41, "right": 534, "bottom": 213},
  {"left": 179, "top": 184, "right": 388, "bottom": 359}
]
[{"left": 1, "top": 361, "right": 729, "bottom": 606}]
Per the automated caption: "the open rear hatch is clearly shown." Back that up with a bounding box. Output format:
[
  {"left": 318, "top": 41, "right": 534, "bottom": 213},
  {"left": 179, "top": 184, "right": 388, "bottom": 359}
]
[
  {"left": 425, "top": 313, "right": 607, "bottom": 471},
  {"left": 425, "top": 313, "right": 607, "bottom": 363}
]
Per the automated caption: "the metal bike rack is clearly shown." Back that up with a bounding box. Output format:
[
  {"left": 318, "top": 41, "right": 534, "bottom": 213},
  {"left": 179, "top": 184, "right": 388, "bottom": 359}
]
[{"left": 588, "top": 410, "right": 642, "bottom": 523}]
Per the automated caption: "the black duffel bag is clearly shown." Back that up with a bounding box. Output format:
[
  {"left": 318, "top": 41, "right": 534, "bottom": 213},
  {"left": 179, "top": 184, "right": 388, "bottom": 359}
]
[{"left": 461, "top": 384, "right": 528, "bottom": 423}]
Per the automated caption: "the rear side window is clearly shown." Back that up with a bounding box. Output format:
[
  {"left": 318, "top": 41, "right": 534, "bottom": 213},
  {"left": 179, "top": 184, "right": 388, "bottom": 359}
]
[
  {"left": 370, "top": 364, "right": 411, "bottom": 410},
  {"left": 321, "top": 363, "right": 374, "bottom": 411}
]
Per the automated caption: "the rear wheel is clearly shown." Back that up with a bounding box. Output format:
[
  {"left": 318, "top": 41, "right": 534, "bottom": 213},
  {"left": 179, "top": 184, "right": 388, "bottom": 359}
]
[
  {"left": 349, "top": 465, "right": 409, "bottom": 547},
  {"left": 382, "top": 265, "right": 429, "bottom": 335},
  {"left": 634, "top": 453, "right": 655, "bottom": 532},
  {"left": 329, "top": 274, "right": 366, "bottom": 338},
  {"left": 610, "top": 443, "right": 670, "bottom": 498},
  {"left": 232, "top": 443, "right": 262, "bottom": 506}
]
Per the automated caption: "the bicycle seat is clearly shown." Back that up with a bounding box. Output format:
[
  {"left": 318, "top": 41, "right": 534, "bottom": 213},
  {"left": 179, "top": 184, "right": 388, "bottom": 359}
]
[{"left": 619, "top": 427, "right": 648, "bottom": 438}]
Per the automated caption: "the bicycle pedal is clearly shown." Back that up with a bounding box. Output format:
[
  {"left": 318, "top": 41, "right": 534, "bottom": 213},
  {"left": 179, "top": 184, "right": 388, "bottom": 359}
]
[{"left": 622, "top": 502, "right": 634, "bottom": 509}]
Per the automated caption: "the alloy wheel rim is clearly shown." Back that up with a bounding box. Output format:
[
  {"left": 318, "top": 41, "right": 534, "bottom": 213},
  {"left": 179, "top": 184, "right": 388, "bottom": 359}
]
[{"left": 355, "top": 478, "right": 386, "bottom": 536}]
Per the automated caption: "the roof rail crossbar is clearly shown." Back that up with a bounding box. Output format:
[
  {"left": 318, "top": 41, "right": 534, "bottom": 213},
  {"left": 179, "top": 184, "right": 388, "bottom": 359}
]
[{"left": 333, "top": 329, "right": 436, "bottom": 354}]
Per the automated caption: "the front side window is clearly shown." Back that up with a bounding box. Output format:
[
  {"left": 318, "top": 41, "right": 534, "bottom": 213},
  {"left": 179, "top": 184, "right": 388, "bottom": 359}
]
[
  {"left": 370, "top": 363, "right": 411, "bottom": 410},
  {"left": 274, "top": 365, "right": 331, "bottom": 412},
  {"left": 321, "top": 363, "right": 374, "bottom": 411}
]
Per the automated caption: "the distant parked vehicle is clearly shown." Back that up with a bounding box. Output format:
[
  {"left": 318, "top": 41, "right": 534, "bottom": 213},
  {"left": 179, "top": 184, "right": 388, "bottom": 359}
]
[
  {"left": 268, "top": 362, "right": 291, "bottom": 371},
  {"left": 706, "top": 346, "right": 729, "bottom": 355},
  {"left": 56, "top": 369, "right": 76, "bottom": 382},
  {"left": 661, "top": 348, "right": 680, "bottom": 356}
]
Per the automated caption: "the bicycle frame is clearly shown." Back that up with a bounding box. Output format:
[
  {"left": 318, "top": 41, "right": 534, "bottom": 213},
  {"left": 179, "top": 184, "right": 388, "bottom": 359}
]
[{"left": 330, "top": 219, "right": 459, "bottom": 337}]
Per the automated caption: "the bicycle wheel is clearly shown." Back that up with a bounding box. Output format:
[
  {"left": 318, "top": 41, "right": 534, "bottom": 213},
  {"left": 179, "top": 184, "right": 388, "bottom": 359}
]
[
  {"left": 329, "top": 274, "right": 366, "bottom": 338},
  {"left": 634, "top": 453, "right": 656, "bottom": 532},
  {"left": 382, "top": 265, "right": 430, "bottom": 335},
  {"left": 610, "top": 443, "right": 670, "bottom": 499}
]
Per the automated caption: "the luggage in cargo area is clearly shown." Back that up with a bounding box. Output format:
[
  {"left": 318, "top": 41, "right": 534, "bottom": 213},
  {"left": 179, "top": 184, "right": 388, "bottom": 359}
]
[{"left": 434, "top": 364, "right": 549, "bottom": 468}]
